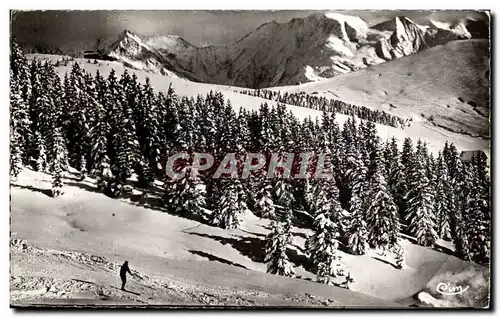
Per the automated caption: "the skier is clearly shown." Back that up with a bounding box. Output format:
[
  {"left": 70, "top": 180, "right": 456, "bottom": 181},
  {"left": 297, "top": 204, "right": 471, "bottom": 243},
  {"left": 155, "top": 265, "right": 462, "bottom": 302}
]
[
  {"left": 139, "top": 191, "right": 149, "bottom": 205},
  {"left": 120, "top": 261, "right": 133, "bottom": 291}
]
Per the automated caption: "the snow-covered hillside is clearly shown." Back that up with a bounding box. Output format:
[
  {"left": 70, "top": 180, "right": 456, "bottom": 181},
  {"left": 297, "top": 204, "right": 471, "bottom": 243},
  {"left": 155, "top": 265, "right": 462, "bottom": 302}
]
[
  {"left": 10, "top": 168, "right": 488, "bottom": 307},
  {"left": 273, "top": 39, "right": 490, "bottom": 146},
  {"left": 92, "top": 13, "right": 484, "bottom": 88}
]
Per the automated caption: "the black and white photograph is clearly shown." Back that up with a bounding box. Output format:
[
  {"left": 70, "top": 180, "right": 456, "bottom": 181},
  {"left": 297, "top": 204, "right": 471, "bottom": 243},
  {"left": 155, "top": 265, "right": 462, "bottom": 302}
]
[{"left": 9, "top": 9, "right": 491, "bottom": 308}]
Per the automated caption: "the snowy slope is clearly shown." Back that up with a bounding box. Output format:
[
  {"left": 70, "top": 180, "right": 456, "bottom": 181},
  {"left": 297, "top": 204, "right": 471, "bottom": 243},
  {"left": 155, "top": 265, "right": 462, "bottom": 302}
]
[
  {"left": 91, "top": 13, "right": 478, "bottom": 88},
  {"left": 10, "top": 169, "right": 396, "bottom": 307},
  {"left": 11, "top": 169, "right": 488, "bottom": 307}
]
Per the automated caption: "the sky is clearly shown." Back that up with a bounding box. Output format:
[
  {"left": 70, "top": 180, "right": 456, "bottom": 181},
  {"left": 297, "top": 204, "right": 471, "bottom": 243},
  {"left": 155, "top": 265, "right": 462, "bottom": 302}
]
[{"left": 10, "top": 10, "right": 489, "bottom": 50}]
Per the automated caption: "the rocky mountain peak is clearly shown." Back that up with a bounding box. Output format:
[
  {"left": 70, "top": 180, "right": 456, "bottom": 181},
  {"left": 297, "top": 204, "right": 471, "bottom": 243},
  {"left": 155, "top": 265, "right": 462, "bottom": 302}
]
[{"left": 98, "top": 13, "right": 487, "bottom": 89}]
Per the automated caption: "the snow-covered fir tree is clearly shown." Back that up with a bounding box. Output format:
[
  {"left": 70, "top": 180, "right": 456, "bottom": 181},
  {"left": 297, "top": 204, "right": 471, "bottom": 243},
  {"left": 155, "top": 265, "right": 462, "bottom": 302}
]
[
  {"left": 434, "top": 153, "right": 452, "bottom": 240},
  {"left": 405, "top": 141, "right": 438, "bottom": 247},
  {"left": 344, "top": 143, "right": 368, "bottom": 255},
  {"left": 347, "top": 195, "right": 368, "bottom": 255},
  {"left": 62, "top": 64, "right": 91, "bottom": 176},
  {"left": 10, "top": 38, "right": 32, "bottom": 106},
  {"left": 385, "top": 137, "right": 406, "bottom": 217},
  {"left": 393, "top": 239, "right": 407, "bottom": 269},
  {"left": 10, "top": 72, "right": 31, "bottom": 179},
  {"left": 164, "top": 168, "right": 207, "bottom": 217},
  {"left": 274, "top": 178, "right": 295, "bottom": 208},
  {"left": 305, "top": 178, "right": 345, "bottom": 283},
  {"left": 34, "top": 130, "right": 48, "bottom": 172},
  {"left": 400, "top": 137, "right": 415, "bottom": 220},
  {"left": 301, "top": 177, "right": 315, "bottom": 213},
  {"left": 450, "top": 159, "right": 471, "bottom": 260},
  {"left": 366, "top": 169, "right": 401, "bottom": 252},
  {"left": 210, "top": 180, "right": 246, "bottom": 229},
  {"left": 111, "top": 112, "right": 141, "bottom": 186},
  {"left": 255, "top": 184, "right": 276, "bottom": 219},
  {"left": 49, "top": 128, "right": 67, "bottom": 197},
  {"left": 264, "top": 218, "right": 295, "bottom": 277},
  {"left": 463, "top": 151, "right": 490, "bottom": 264},
  {"left": 95, "top": 155, "right": 113, "bottom": 193},
  {"left": 135, "top": 77, "right": 162, "bottom": 184}
]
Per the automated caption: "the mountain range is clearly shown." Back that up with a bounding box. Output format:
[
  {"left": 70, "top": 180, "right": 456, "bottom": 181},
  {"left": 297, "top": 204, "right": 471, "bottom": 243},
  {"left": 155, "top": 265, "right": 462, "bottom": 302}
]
[{"left": 88, "top": 12, "right": 488, "bottom": 89}]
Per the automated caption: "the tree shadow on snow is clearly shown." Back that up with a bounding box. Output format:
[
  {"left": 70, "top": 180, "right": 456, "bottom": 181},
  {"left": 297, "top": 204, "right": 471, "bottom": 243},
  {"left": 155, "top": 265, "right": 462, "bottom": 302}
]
[
  {"left": 61, "top": 177, "right": 210, "bottom": 225},
  {"left": 295, "top": 275, "right": 314, "bottom": 282},
  {"left": 433, "top": 243, "right": 455, "bottom": 257},
  {"left": 187, "top": 232, "right": 315, "bottom": 274},
  {"left": 291, "top": 231, "right": 308, "bottom": 239},
  {"left": 400, "top": 232, "right": 456, "bottom": 257},
  {"left": 291, "top": 243, "right": 306, "bottom": 254},
  {"left": 120, "top": 193, "right": 211, "bottom": 225},
  {"left": 286, "top": 247, "right": 315, "bottom": 273},
  {"left": 371, "top": 256, "right": 400, "bottom": 269},
  {"left": 336, "top": 242, "right": 354, "bottom": 255},
  {"left": 10, "top": 184, "right": 53, "bottom": 197},
  {"left": 63, "top": 171, "right": 86, "bottom": 182},
  {"left": 259, "top": 209, "right": 313, "bottom": 230},
  {"left": 186, "top": 232, "right": 266, "bottom": 263},
  {"left": 188, "top": 250, "right": 249, "bottom": 270},
  {"left": 64, "top": 180, "right": 101, "bottom": 194},
  {"left": 240, "top": 229, "right": 266, "bottom": 238}
]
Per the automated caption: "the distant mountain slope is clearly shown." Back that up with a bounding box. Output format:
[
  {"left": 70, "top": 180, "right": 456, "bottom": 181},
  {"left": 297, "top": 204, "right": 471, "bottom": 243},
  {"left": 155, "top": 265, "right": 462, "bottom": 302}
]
[
  {"left": 91, "top": 13, "right": 486, "bottom": 88},
  {"left": 276, "top": 39, "right": 490, "bottom": 139}
]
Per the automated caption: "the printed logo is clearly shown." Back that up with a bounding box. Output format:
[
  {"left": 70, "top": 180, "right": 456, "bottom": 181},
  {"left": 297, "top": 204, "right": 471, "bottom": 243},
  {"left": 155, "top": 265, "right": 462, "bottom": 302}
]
[{"left": 436, "top": 282, "right": 470, "bottom": 296}]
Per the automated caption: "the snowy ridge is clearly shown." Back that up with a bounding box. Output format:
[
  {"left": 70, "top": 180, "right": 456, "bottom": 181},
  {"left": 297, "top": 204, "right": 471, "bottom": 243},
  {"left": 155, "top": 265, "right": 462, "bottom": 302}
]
[
  {"left": 97, "top": 12, "right": 479, "bottom": 88},
  {"left": 274, "top": 39, "right": 490, "bottom": 145}
]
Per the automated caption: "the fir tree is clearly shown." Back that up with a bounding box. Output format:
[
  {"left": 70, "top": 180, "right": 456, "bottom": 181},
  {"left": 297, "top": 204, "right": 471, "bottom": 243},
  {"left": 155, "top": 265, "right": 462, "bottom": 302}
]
[
  {"left": 401, "top": 137, "right": 414, "bottom": 198},
  {"left": 443, "top": 141, "right": 460, "bottom": 183},
  {"left": 136, "top": 77, "right": 162, "bottom": 184},
  {"left": 347, "top": 195, "right": 368, "bottom": 255},
  {"left": 450, "top": 159, "right": 471, "bottom": 260},
  {"left": 434, "top": 153, "right": 452, "bottom": 240},
  {"left": 111, "top": 99, "right": 141, "bottom": 186},
  {"left": 164, "top": 173, "right": 207, "bottom": 217},
  {"left": 274, "top": 178, "right": 295, "bottom": 208},
  {"left": 366, "top": 170, "right": 400, "bottom": 251},
  {"left": 34, "top": 130, "right": 48, "bottom": 172},
  {"left": 362, "top": 120, "right": 380, "bottom": 176},
  {"left": 264, "top": 219, "right": 295, "bottom": 277},
  {"left": 89, "top": 96, "right": 112, "bottom": 192},
  {"left": 49, "top": 128, "right": 66, "bottom": 197},
  {"left": 464, "top": 174, "right": 490, "bottom": 264},
  {"left": 464, "top": 152, "right": 490, "bottom": 264},
  {"left": 305, "top": 179, "right": 345, "bottom": 283},
  {"left": 210, "top": 180, "right": 246, "bottom": 229},
  {"left": 405, "top": 146, "right": 438, "bottom": 247},
  {"left": 302, "top": 177, "right": 315, "bottom": 213},
  {"left": 344, "top": 143, "right": 368, "bottom": 255},
  {"left": 95, "top": 155, "right": 113, "bottom": 193},
  {"left": 10, "top": 38, "right": 32, "bottom": 103},
  {"left": 255, "top": 184, "right": 276, "bottom": 219},
  {"left": 10, "top": 72, "right": 31, "bottom": 178},
  {"left": 386, "top": 137, "right": 406, "bottom": 217},
  {"left": 393, "top": 239, "right": 407, "bottom": 269}
]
